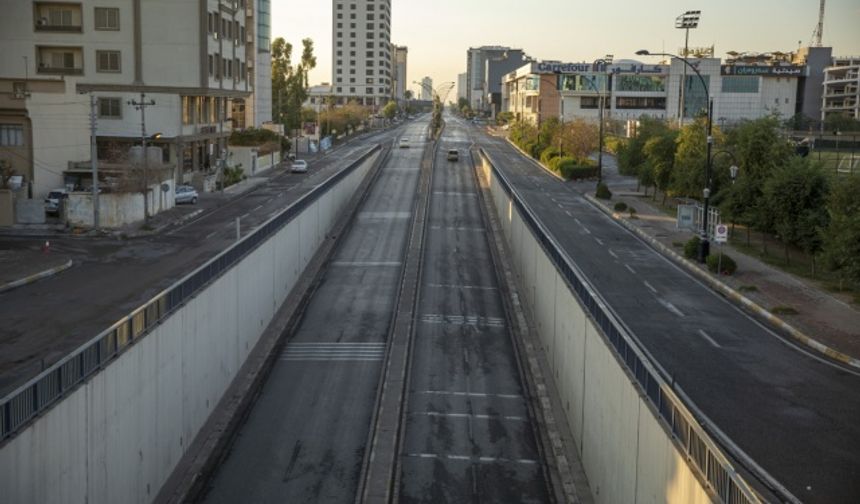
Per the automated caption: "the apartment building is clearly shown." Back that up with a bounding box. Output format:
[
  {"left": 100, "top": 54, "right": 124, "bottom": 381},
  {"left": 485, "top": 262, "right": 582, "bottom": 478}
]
[
  {"left": 0, "top": 0, "right": 254, "bottom": 199},
  {"left": 466, "top": 46, "right": 528, "bottom": 112},
  {"left": 822, "top": 55, "right": 860, "bottom": 122},
  {"left": 420, "top": 77, "right": 433, "bottom": 101},
  {"left": 331, "top": 0, "right": 393, "bottom": 107},
  {"left": 457, "top": 72, "right": 467, "bottom": 102},
  {"left": 392, "top": 44, "right": 407, "bottom": 101}
]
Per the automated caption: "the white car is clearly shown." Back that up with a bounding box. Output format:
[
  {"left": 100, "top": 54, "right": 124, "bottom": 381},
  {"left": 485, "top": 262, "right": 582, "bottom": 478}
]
[
  {"left": 291, "top": 159, "right": 309, "bottom": 173},
  {"left": 399, "top": 138, "right": 410, "bottom": 148},
  {"left": 44, "top": 188, "right": 69, "bottom": 215}
]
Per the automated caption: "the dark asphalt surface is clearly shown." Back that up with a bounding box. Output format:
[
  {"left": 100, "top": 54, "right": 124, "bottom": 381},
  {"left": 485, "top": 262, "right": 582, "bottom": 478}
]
[
  {"left": 471, "top": 121, "right": 860, "bottom": 503},
  {"left": 201, "top": 121, "right": 429, "bottom": 503},
  {"left": 396, "top": 121, "right": 551, "bottom": 503},
  {"left": 0, "top": 125, "right": 408, "bottom": 397}
]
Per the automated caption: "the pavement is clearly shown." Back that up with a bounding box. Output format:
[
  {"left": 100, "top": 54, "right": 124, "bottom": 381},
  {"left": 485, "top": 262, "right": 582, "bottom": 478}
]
[
  {"left": 0, "top": 248, "right": 72, "bottom": 294},
  {"left": 595, "top": 155, "right": 860, "bottom": 366},
  {"left": 475, "top": 130, "right": 860, "bottom": 503}
]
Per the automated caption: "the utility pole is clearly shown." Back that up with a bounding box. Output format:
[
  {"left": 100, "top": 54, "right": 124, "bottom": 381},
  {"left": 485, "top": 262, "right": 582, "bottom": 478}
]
[
  {"left": 129, "top": 92, "right": 156, "bottom": 222},
  {"left": 89, "top": 94, "right": 100, "bottom": 229},
  {"left": 675, "top": 11, "right": 701, "bottom": 128}
]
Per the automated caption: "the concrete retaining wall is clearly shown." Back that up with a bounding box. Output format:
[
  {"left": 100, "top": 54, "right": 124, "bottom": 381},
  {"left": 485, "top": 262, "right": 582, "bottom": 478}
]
[
  {"left": 476, "top": 155, "right": 714, "bottom": 504},
  {"left": 0, "top": 151, "right": 379, "bottom": 504},
  {"left": 66, "top": 180, "right": 175, "bottom": 228}
]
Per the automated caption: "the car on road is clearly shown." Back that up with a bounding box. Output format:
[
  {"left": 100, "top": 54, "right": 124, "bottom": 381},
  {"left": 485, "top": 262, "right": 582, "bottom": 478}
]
[
  {"left": 399, "top": 138, "right": 410, "bottom": 148},
  {"left": 291, "top": 159, "right": 309, "bottom": 173},
  {"left": 174, "top": 185, "right": 199, "bottom": 205},
  {"left": 447, "top": 149, "right": 459, "bottom": 162},
  {"left": 44, "top": 188, "right": 69, "bottom": 215}
]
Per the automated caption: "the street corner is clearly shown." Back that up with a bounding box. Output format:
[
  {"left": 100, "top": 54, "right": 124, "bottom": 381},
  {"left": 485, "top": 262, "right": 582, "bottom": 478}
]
[{"left": 0, "top": 247, "right": 73, "bottom": 294}]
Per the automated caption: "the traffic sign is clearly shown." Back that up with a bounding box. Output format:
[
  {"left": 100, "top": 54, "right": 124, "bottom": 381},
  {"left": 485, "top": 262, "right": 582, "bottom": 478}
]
[{"left": 715, "top": 224, "right": 728, "bottom": 243}]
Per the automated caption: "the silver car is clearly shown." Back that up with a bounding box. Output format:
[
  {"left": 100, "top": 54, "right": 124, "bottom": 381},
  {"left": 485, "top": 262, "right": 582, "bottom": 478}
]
[
  {"left": 291, "top": 159, "right": 309, "bottom": 173},
  {"left": 175, "top": 185, "right": 198, "bottom": 205}
]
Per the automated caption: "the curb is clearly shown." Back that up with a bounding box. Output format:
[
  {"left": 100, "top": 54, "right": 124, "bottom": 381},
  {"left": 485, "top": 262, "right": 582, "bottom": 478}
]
[
  {"left": 0, "top": 259, "right": 73, "bottom": 294},
  {"left": 585, "top": 193, "right": 860, "bottom": 370}
]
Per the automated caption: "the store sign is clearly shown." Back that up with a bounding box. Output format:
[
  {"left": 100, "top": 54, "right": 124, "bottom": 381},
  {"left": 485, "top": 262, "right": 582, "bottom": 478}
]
[
  {"left": 537, "top": 61, "right": 665, "bottom": 75},
  {"left": 537, "top": 62, "right": 592, "bottom": 74},
  {"left": 721, "top": 65, "right": 804, "bottom": 77}
]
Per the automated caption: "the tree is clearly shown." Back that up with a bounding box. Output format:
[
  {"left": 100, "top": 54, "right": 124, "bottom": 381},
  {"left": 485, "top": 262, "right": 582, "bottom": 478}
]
[
  {"left": 671, "top": 118, "right": 726, "bottom": 199},
  {"left": 558, "top": 119, "right": 599, "bottom": 160},
  {"left": 761, "top": 157, "right": 829, "bottom": 266},
  {"left": 271, "top": 38, "right": 294, "bottom": 125},
  {"left": 822, "top": 175, "right": 860, "bottom": 288},
  {"left": 271, "top": 37, "right": 316, "bottom": 132},
  {"left": 404, "top": 90, "right": 414, "bottom": 100},
  {"left": 824, "top": 113, "right": 860, "bottom": 133},
  {"left": 382, "top": 101, "right": 397, "bottom": 120},
  {"left": 643, "top": 129, "right": 678, "bottom": 204}
]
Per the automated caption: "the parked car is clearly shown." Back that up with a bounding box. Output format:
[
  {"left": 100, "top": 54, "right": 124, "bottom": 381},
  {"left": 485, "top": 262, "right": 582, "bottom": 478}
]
[
  {"left": 447, "top": 149, "right": 460, "bottom": 162},
  {"left": 399, "top": 138, "right": 410, "bottom": 148},
  {"left": 175, "top": 185, "right": 199, "bottom": 205},
  {"left": 44, "top": 188, "right": 69, "bottom": 215},
  {"left": 291, "top": 159, "right": 309, "bottom": 173}
]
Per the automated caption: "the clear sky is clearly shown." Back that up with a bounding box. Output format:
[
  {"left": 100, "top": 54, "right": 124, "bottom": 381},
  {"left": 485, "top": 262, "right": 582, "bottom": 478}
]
[{"left": 272, "top": 0, "right": 860, "bottom": 99}]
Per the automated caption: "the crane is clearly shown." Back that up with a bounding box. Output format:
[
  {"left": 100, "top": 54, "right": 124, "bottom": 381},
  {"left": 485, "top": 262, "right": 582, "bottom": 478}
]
[{"left": 811, "top": 0, "right": 825, "bottom": 47}]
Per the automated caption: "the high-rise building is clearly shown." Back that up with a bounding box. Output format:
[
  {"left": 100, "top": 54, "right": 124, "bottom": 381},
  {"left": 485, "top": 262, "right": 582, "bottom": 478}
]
[
  {"left": 392, "top": 45, "right": 408, "bottom": 101},
  {"left": 0, "top": 0, "right": 254, "bottom": 198},
  {"left": 331, "top": 0, "right": 392, "bottom": 107},
  {"left": 822, "top": 55, "right": 860, "bottom": 122},
  {"left": 253, "top": 0, "right": 273, "bottom": 126},
  {"left": 457, "top": 72, "right": 468, "bottom": 103},
  {"left": 466, "top": 46, "right": 528, "bottom": 113},
  {"left": 421, "top": 77, "right": 433, "bottom": 101}
]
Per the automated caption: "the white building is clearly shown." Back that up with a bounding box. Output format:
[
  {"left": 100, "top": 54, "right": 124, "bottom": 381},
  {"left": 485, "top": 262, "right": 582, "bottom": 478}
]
[
  {"left": 822, "top": 55, "right": 860, "bottom": 121},
  {"left": 0, "top": 0, "right": 255, "bottom": 199},
  {"left": 457, "top": 72, "right": 467, "bottom": 102},
  {"left": 420, "top": 76, "right": 433, "bottom": 101},
  {"left": 250, "top": 0, "right": 272, "bottom": 127},
  {"left": 331, "top": 0, "right": 392, "bottom": 107},
  {"left": 392, "top": 44, "right": 407, "bottom": 101}
]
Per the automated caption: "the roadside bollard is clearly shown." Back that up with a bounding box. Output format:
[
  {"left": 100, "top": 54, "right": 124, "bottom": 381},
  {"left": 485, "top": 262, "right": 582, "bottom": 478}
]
[{"left": 41, "top": 240, "right": 50, "bottom": 253}]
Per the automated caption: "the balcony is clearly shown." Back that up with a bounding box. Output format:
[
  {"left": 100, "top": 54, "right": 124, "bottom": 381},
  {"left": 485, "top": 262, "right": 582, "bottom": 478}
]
[
  {"left": 33, "top": 2, "right": 83, "bottom": 33},
  {"left": 36, "top": 46, "right": 84, "bottom": 76}
]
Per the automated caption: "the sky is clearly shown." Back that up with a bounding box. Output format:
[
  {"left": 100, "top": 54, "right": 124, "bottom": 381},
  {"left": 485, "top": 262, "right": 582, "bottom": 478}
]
[{"left": 271, "top": 0, "right": 860, "bottom": 100}]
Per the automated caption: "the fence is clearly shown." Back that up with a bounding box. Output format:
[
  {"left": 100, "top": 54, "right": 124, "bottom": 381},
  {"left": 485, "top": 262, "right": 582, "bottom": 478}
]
[
  {"left": 0, "top": 145, "right": 381, "bottom": 443},
  {"left": 793, "top": 131, "right": 860, "bottom": 175},
  {"left": 479, "top": 148, "right": 789, "bottom": 504}
]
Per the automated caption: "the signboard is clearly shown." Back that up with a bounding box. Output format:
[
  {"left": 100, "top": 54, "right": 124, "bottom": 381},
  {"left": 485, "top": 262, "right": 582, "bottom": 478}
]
[
  {"left": 536, "top": 61, "right": 665, "bottom": 75},
  {"left": 721, "top": 65, "right": 804, "bottom": 77},
  {"left": 677, "top": 204, "right": 696, "bottom": 231},
  {"left": 714, "top": 224, "right": 729, "bottom": 243}
]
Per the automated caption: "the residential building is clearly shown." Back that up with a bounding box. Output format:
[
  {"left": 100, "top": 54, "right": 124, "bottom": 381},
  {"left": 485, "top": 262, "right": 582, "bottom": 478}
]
[
  {"left": 822, "top": 55, "right": 860, "bottom": 122},
  {"left": 0, "top": 0, "right": 254, "bottom": 200},
  {"left": 466, "top": 46, "right": 528, "bottom": 112},
  {"left": 392, "top": 44, "right": 407, "bottom": 101},
  {"left": 420, "top": 76, "right": 433, "bottom": 101},
  {"left": 250, "top": 0, "right": 273, "bottom": 127},
  {"left": 331, "top": 0, "right": 392, "bottom": 107},
  {"left": 482, "top": 49, "right": 529, "bottom": 116}
]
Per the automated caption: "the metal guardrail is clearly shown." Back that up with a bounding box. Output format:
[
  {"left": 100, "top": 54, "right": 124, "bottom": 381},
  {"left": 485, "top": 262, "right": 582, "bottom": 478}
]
[
  {"left": 0, "top": 145, "right": 381, "bottom": 443},
  {"left": 479, "top": 148, "right": 769, "bottom": 504}
]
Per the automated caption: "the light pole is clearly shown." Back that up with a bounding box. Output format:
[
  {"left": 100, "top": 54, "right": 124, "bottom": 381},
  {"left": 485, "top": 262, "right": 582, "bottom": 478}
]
[
  {"left": 637, "top": 49, "right": 713, "bottom": 262},
  {"left": 675, "top": 10, "right": 701, "bottom": 127},
  {"left": 580, "top": 56, "right": 613, "bottom": 185}
]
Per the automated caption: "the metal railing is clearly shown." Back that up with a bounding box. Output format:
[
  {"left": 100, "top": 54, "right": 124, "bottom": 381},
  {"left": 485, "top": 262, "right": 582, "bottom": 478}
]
[
  {"left": 479, "top": 148, "right": 781, "bottom": 504},
  {"left": 0, "top": 145, "right": 381, "bottom": 443}
]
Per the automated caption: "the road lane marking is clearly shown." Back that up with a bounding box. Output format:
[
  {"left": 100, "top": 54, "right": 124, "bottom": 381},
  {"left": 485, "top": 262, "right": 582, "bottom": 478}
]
[
  {"left": 414, "top": 412, "right": 526, "bottom": 422},
  {"left": 557, "top": 203, "right": 564, "bottom": 209},
  {"left": 429, "top": 226, "right": 485, "bottom": 232},
  {"left": 418, "top": 390, "right": 522, "bottom": 399},
  {"left": 427, "top": 284, "right": 498, "bottom": 291},
  {"left": 405, "top": 453, "right": 538, "bottom": 465},
  {"left": 574, "top": 218, "right": 582, "bottom": 225},
  {"left": 433, "top": 191, "right": 477, "bottom": 197},
  {"left": 239, "top": 212, "right": 249, "bottom": 220},
  {"left": 565, "top": 211, "right": 572, "bottom": 217},
  {"left": 359, "top": 211, "right": 411, "bottom": 219},
  {"left": 419, "top": 314, "right": 506, "bottom": 328},
  {"left": 625, "top": 264, "right": 637, "bottom": 274},
  {"left": 330, "top": 261, "right": 402, "bottom": 267},
  {"left": 280, "top": 342, "right": 385, "bottom": 361},
  {"left": 658, "top": 299, "right": 686, "bottom": 317},
  {"left": 205, "top": 231, "right": 218, "bottom": 240},
  {"left": 252, "top": 205, "right": 263, "bottom": 212},
  {"left": 608, "top": 250, "right": 618, "bottom": 259},
  {"left": 595, "top": 237, "right": 604, "bottom": 246},
  {"left": 643, "top": 281, "right": 658, "bottom": 294},
  {"left": 698, "top": 329, "right": 722, "bottom": 348}
]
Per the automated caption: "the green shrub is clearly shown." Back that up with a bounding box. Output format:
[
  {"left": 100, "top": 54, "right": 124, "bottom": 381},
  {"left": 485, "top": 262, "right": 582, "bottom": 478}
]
[
  {"left": 230, "top": 127, "right": 281, "bottom": 146},
  {"left": 627, "top": 206, "right": 637, "bottom": 218},
  {"left": 559, "top": 158, "right": 598, "bottom": 180},
  {"left": 595, "top": 183, "right": 612, "bottom": 200},
  {"left": 707, "top": 253, "right": 737, "bottom": 275},
  {"left": 614, "top": 202, "right": 628, "bottom": 212},
  {"left": 684, "top": 236, "right": 701, "bottom": 260},
  {"left": 540, "top": 147, "right": 561, "bottom": 165}
]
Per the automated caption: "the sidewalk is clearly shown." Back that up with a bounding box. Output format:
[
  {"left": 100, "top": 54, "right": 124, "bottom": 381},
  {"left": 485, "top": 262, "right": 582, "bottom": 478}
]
[
  {"left": 594, "top": 170, "right": 860, "bottom": 364},
  {"left": 0, "top": 248, "right": 73, "bottom": 294}
]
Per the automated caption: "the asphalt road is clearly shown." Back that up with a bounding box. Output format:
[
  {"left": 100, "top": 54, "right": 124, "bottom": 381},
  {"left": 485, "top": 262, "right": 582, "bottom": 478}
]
[
  {"left": 396, "top": 121, "right": 551, "bottom": 503},
  {"left": 201, "top": 120, "right": 429, "bottom": 503},
  {"left": 0, "top": 124, "right": 408, "bottom": 397},
  {"left": 470, "top": 121, "right": 860, "bottom": 503}
]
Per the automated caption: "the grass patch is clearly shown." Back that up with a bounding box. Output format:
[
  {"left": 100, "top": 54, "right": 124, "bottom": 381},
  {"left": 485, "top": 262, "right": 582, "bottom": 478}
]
[
  {"left": 738, "top": 285, "right": 758, "bottom": 292},
  {"left": 771, "top": 306, "right": 799, "bottom": 316},
  {"left": 672, "top": 241, "right": 684, "bottom": 249}
]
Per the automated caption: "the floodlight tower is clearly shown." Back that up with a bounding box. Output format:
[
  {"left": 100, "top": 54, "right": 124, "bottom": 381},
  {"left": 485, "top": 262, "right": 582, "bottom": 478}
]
[{"left": 675, "top": 10, "right": 701, "bottom": 126}]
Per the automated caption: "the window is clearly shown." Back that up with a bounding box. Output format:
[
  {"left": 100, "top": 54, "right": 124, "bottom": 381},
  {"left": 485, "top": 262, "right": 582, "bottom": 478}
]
[
  {"left": 94, "top": 7, "right": 119, "bottom": 30},
  {"left": 615, "top": 97, "right": 666, "bottom": 109},
  {"left": 616, "top": 75, "right": 665, "bottom": 92},
  {"left": 97, "top": 97, "right": 122, "bottom": 118},
  {"left": 182, "top": 96, "right": 192, "bottom": 124},
  {"left": 96, "top": 50, "right": 120, "bottom": 72},
  {"left": 721, "top": 76, "right": 759, "bottom": 94},
  {"left": 580, "top": 97, "right": 599, "bottom": 109},
  {"left": 208, "top": 55, "right": 214, "bottom": 76},
  {"left": 0, "top": 124, "right": 24, "bottom": 146}
]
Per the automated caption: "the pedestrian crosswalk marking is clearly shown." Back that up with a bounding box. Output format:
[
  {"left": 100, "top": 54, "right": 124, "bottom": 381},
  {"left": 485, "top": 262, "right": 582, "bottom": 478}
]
[
  {"left": 280, "top": 342, "right": 386, "bottom": 362},
  {"left": 419, "top": 314, "right": 506, "bottom": 328}
]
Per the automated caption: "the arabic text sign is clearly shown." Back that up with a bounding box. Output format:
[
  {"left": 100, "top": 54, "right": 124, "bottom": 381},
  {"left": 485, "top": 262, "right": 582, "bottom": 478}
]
[{"left": 721, "top": 65, "right": 804, "bottom": 77}]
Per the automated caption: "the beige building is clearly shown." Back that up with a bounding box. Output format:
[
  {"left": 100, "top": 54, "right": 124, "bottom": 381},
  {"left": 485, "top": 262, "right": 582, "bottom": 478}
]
[
  {"left": 822, "top": 55, "right": 860, "bottom": 121},
  {"left": 0, "top": 0, "right": 255, "bottom": 199},
  {"left": 331, "top": 0, "right": 393, "bottom": 107},
  {"left": 392, "top": 44, "right": 407, "bottom": 101}
]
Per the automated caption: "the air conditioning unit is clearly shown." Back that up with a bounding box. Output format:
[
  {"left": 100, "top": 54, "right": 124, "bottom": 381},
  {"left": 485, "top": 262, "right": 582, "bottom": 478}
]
[
  {"left": 245, "top": 6, "right": 252, "bottom": 17},
  {"left": 37, "top": 18, "right": 47, "bottom": 26},
  {"left": 213, "top": 32, "right": 219, "bottom": 40},
  {"left": 247, "top": 34, "right": 253, "bottom": 44},
  {"left": 246, "top": 60, "right": 253, "bottom": 68}
]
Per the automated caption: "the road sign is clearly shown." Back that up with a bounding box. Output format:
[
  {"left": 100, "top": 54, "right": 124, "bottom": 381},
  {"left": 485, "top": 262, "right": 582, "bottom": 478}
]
[{"left": 715, "top": 224, "right": 728, "bottom": 243}]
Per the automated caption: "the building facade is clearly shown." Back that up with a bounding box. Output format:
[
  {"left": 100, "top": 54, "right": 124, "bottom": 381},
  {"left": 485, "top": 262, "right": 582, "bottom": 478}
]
[
  {"left": 822, "top": 55, "right": 860, "bottom": 122},
  {"left": 252, "top": 0, "right": 272, "bottom": 126},
  {"left": 457, "top": 72, "right": 467, "bottom": 102},
  {"left": 420, "top": 76, "right": 433, "bottom": 101},
  {"left": 392, "top": 44, "right": 407, "bottom": 101},
  {"left": 466, "top": 46, "right": 527, "bottom": 112},
  {"left": 0, "top": 0, "right": 255, "bottom": 199},
  {"left": 331, "top": 0, "right": 392, "bottom": 107}
]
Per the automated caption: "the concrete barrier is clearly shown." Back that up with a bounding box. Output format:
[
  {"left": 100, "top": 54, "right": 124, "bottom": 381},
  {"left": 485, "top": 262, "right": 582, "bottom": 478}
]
[
  {"left": 475, "top": 150, "right": 765, "bottom": 504},
  {"left": 0, "top": 148, "right": 381, "bottom": 504}
]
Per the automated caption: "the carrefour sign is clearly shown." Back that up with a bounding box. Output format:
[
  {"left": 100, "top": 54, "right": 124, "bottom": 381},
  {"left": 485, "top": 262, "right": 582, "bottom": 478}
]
[{"left": 537, "top": 62, "right": 593, "bottom": 73}]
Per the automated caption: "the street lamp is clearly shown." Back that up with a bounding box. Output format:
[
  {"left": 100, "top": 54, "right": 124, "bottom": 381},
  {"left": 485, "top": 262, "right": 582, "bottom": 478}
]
[
  {"left": 637, "top": 49, "right": 714, "bottom": 262},
  {"left": 591, "top": 55, "right": 613, "bottom": 185},
  {"left": 675, "top": 10, "right": 701, "bottom": 127}
]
